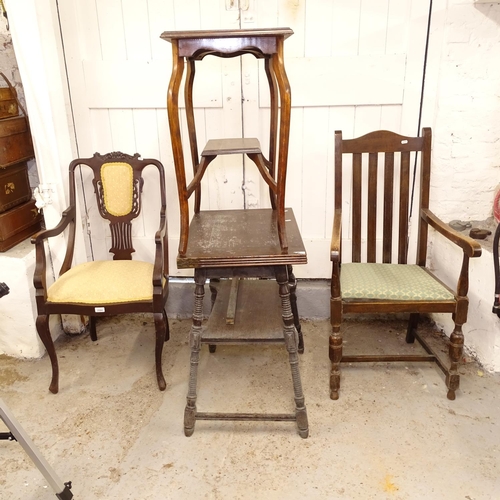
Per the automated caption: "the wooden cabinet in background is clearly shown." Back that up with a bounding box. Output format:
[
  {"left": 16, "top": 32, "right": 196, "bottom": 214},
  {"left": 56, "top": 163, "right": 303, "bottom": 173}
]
[
  {"left": 0, "top": 73, "right": 43, "bottom": 252},
  {"left": 0, "top": 198, "right": 43, "bottom": 251}
]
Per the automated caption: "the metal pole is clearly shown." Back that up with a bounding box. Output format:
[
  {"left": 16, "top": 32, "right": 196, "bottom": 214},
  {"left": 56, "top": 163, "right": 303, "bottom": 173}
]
[{"left": 0, "top": 398, "right": 72, "bottom": 499}]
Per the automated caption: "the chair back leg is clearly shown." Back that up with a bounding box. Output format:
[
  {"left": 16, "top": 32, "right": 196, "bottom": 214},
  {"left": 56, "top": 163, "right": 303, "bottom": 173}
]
[
  {"left": 405, "top": 313, "right": 420, "bottom": 343},
  {"left": 89, "top": 316, "right": 97, "bottom": 342}
]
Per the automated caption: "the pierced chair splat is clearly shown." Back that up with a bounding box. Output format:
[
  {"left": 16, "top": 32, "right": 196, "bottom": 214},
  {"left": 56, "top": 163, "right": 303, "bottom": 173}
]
[{"left": 32, "top": 151, "right": 170, "bottom": 394}]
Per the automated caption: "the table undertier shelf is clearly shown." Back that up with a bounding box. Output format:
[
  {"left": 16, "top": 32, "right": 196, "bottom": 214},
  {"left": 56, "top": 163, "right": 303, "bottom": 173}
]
[{"left": 203, "top": 279, "right": 285, "bottom": 344}]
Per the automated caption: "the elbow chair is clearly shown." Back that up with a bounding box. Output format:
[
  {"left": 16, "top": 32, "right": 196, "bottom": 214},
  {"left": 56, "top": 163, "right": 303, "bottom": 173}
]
[
  {"left": 32, "top": 151, "right": 169, "bottom": 394},
  {"left": 330, "top": 128, "right": 482, "bottom": 401}
]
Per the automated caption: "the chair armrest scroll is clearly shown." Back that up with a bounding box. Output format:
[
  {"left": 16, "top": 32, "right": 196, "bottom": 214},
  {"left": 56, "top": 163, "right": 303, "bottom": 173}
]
[
  {"left": 330, "top": 209, "right": 342, "bottom": 262},
  {"left": 421, "top": 208, "right": 482, "bottom": 258}
]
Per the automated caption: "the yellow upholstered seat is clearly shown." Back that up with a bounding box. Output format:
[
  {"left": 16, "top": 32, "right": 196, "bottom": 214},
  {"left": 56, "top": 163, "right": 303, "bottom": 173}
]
[{"left": 47, "top": 261, "right": 154, "bottom": 304}]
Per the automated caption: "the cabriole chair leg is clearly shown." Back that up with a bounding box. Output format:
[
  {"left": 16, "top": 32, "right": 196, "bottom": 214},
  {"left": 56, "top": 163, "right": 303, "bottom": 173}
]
[{"left": 36, "top": 315, "right": 59, "bottom": 394}]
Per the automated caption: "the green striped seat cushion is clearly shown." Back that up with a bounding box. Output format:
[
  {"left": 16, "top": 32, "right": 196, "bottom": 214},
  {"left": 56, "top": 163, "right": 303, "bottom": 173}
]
[{"left": 341, "top": 263, "right": 455, "bottom": 301}]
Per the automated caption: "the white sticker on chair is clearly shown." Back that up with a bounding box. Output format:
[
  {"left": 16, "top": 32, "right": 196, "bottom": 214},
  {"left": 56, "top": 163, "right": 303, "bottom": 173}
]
[{"left": 95, "top": 307, "right": 105, "bottom": 313}]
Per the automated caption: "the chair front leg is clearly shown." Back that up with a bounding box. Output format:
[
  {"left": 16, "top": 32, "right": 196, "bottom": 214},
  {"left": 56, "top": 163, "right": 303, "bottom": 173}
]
[
  {"left": 36, "top": 315, "right": 59, "bottom": 394},
  {"left": 329, "top": 309, "right": 342, "bottom": 401},
  {"left": 446, "top": 257, "right": 471, "bottom": 400},
  {"left": 153, "top": 312, "right": 167, "bottom": 391},
  {"left": 330, "top": 261, "right": 342, "bottom": 400},
  {"left": 447, "top": 324, "right": 464, "bottom": 401}
]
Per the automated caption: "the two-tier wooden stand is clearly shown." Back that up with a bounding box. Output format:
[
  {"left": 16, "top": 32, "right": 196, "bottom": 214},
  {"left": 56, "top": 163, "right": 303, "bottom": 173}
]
[{"left": 162, "top": 28, "right": 308, "bottom": 438}]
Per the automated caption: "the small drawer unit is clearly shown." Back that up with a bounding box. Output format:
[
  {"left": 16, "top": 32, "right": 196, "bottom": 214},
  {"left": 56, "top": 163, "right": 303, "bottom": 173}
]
[
  {"left": 0, "top": 198, "right": 43, "bottom": 252},
  {"left": 0, "top": 162, "right": 31, "bottom": 213}
]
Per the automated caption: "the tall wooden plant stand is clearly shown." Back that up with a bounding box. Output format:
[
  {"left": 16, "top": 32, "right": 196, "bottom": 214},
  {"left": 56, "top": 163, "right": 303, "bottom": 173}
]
[{"left": 163, "top": 28, "right": 308, "bottom": 438}]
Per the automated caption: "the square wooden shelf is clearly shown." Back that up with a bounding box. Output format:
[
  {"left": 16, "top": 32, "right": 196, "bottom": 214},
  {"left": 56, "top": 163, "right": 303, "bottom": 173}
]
[{"left": 177, "top": 207, "right": 307, "bottom": 269}]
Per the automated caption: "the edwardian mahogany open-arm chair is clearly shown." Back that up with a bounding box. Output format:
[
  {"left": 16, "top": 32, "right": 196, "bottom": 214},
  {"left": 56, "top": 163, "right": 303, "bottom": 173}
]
[
  {"left": 330, "top": 128, "right": 482, "bottom": 401},
  {"left": 32, "top": 152, "right": 169, "bottom": 394}
]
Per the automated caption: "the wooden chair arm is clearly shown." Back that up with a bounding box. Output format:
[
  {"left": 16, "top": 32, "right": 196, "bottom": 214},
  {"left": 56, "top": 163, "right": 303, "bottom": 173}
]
[
  {"left": 153, "top": 209, "right": 168, "bottom": 287},
  {"left": 330, "top": 209, "right": 342, "bottom": 262},
  {"left": 32, "top": 206, "right": 76, "bottom": 292},
  {"left": 421, "top": 208, "right": 482, "bottom": 258},
  {"left": 31, "top": 206, "right": 76, "bottom": 245}
]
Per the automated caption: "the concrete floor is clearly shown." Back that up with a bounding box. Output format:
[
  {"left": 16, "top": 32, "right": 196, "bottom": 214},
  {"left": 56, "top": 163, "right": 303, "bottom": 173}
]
[{"left": 1, "top": 315, "right": 500, "bottom": 500}]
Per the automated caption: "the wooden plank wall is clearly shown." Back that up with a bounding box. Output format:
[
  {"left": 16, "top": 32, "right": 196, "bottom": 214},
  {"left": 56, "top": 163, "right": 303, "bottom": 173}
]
[{"left": 59, "top": 0, "right": 427, "bottom": 277}]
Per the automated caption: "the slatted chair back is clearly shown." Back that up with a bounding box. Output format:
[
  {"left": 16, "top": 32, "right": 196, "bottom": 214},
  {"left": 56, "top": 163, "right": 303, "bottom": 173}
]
[{"left": 334, "top": 128, "right": 431, "bottom": 265}]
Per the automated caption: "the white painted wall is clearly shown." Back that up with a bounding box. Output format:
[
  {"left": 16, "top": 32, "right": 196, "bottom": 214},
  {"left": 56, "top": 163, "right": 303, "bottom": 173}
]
[
  {"left": 0, "top": 14, "right": 43, "bottom": 357},
  {"left": 429, "top": 236, "right": 499, "bottom": 370},
  {"left": 423, "top": 0, "right": 500, "bottom": 371},
  {"left": 1, "top": 0, "right": 78, "bottom": 358},
  {"left": 0, "top": 240, "right": 65, "bottom": 357},
  {"left": 0, "top": 16, "right": 38, "bottom": 187},
  {"left": 429, "top": 1, "right": 500, "bottom": 221},
  {"left": 0, "top": 241, "right": 41, "bottom": 356}
]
